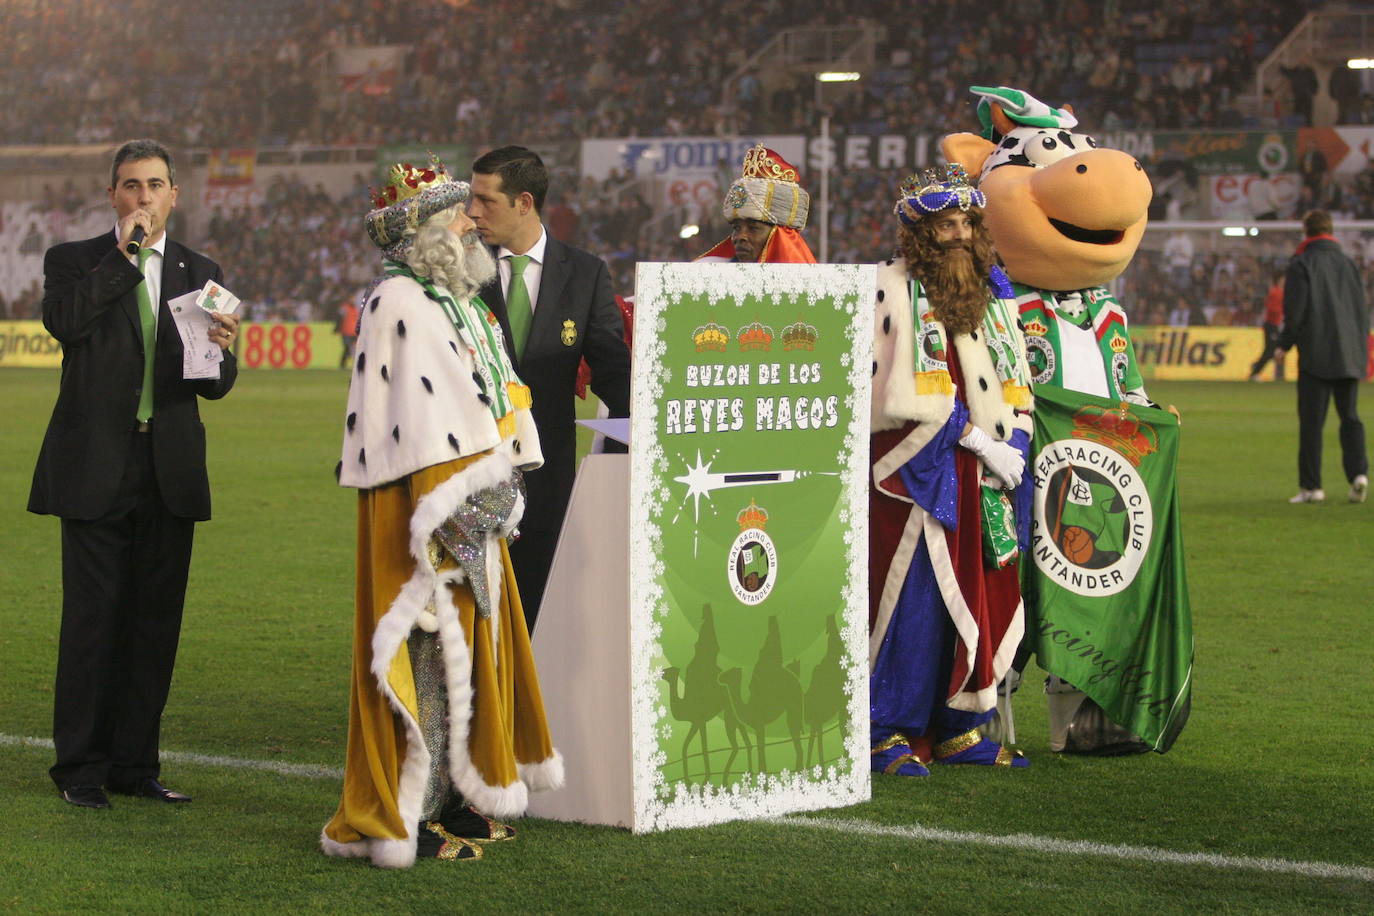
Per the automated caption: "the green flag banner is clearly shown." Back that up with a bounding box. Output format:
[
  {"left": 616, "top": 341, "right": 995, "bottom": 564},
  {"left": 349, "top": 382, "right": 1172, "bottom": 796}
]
[
  {"left": 1025, "top": 384, "right": 1193, "bottom": 752},
  {"left": 629, "top": 263, "right": 874, "bottom": 831}
]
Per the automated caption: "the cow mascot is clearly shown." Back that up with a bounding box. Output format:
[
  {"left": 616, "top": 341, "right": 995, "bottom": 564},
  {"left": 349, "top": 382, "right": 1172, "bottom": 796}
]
[{"left": 943, "top": 86, "right": 1192, "bottom": 755}]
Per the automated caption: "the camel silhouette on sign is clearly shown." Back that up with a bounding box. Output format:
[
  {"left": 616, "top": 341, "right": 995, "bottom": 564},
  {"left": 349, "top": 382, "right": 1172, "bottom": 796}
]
[
  {"left": 661, "top": 603, "right": 747, "bottom": 782},
  {"left": 720, "top": 615, "right": 805, "bottom": 774},
  {"left": 803, "top": 614, "right": 847, "bottom": 767}
]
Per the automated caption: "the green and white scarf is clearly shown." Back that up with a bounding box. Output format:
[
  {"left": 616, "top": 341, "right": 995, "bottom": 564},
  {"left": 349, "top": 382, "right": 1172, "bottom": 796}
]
[
  {"left": 381, "top": 260, "right": 526, "bottom": 425},
  {"left": 910, "top": 279, "right": 1032, "bottom": 410}
]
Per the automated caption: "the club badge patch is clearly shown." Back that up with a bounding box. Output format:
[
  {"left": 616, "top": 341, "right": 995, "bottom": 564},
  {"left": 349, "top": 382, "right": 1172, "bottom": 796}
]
[
  {"left": 1026, "top": 335, "right": 1056, "bottom": 384},
  {"left": 1031, "top": 404, "right": 1157, "bottom": 597},
  {"left": 727, "top": 500, "right": 777, "bottom": 605}
]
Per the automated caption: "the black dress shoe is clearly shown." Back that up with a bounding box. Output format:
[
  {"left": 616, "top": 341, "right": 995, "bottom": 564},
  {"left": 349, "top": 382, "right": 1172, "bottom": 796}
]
[
  {"left": 110, "top": 777, "right": 192, "bottom": 803},
  {"left": 61, "top": 785, "right": 111, "bottom": 809}
]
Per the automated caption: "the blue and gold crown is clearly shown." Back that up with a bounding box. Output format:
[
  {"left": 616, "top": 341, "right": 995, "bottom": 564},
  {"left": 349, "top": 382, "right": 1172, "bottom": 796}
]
[{"left": 894, "top": 164, "right": 986, "bottom": 227}]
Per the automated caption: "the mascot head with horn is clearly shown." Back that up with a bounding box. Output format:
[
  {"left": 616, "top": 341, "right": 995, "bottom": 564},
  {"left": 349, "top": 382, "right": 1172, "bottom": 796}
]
[{"left": 941, "top": 86, "right": 1152, "bottom": 292}]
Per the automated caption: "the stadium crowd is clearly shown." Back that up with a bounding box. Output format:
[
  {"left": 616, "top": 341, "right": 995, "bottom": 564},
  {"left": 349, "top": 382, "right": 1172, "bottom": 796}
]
[
  {"left": 0, "top": 0, "right": 1324, "bottom": 149},
  {"left": 0, "top": 0, "right": 1362, "bottom": 327}
]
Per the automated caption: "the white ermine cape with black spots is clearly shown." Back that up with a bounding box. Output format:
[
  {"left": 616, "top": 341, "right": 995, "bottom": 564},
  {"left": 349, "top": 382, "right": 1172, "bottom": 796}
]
[
  {"left": 871, "top": 258, "right": 1031, "bottom": 488},
  {"left": 340, "top": 274, "right": 542, "bottom": 489},
  {"left": 872, "top": 257, "right": 1031, "bottom": 429}
]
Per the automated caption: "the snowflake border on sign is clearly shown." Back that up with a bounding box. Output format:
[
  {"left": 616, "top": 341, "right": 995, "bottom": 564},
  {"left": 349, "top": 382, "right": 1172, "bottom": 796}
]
[{"left": 628, "top": 262, "right": 875, "bottom": 832}]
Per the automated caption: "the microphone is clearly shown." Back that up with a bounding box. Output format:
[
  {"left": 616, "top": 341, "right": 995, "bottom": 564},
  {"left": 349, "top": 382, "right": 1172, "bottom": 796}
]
[{"left": 125, "top": 225, "right": 146, "bottom": 255}]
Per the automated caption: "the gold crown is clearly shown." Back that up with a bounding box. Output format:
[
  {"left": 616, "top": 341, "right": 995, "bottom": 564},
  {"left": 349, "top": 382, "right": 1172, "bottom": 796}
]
[
  {"left": 782, "top": 320, "right": 818, "bottom": 351},
  {"left": 372, "top": 155, "right": 451, "bottom": 208},
  {"left": 1070, "top": 404, "right": 1158, "bottom": 467},
  {"left": 740, "top": 144, "right": 799, "bottom": 183},
  {"left": 1108, "top": 332, "right": 1129, "bottom": 353},
  {"left": 1023, "top": 318, "right": 1048, "bottom": 337},
  {"left": 737, "top": 499, "right": 769, "bottom": 531},
  {"left": 693, "top": 320, "right": 730, "bottom": 352},
  {"left": 738, "top": 320, "right": 774, "bottom": 351}
]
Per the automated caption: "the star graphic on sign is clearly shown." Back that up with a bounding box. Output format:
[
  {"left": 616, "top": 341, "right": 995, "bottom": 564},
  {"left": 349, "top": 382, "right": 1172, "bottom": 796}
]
[
  {"left": 669, "top": 449, "right": 837, "bottom": 556},
  {"left": 672, "top": 449, "right": 717, "bottom": 525}
]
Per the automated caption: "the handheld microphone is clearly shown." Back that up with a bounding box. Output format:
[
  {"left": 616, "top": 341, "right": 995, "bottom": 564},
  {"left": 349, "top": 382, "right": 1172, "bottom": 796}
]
[{"left": 125, "top": 225, "right": 146, "bottom": 255}]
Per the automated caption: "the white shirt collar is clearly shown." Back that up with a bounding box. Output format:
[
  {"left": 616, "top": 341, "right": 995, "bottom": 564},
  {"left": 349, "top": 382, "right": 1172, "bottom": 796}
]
[{"left": 497, "top": 225, "right": 547, "bottom": 264}]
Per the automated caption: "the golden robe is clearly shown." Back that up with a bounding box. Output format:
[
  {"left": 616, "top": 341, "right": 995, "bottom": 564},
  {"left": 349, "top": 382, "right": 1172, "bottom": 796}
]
[
  {"left": 322, "top": 268, "right": 560, "bottom": 869},
  {"left": 321, "top": 454, "right": 561, "bottom": 868}
]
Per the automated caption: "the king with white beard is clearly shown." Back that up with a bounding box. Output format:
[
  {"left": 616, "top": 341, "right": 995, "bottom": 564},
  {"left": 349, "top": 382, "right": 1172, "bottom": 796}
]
[{"left": 322, "top": 158, "right": 562, "bottom": 868}]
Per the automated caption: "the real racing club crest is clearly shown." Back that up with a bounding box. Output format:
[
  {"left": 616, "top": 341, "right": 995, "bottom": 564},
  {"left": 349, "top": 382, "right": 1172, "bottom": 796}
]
[
  {"left": 1107, "top": 330, "right": 1130, "bottom": 398},
  {"left": 1022, "top": 317, "right": 1056, "bottom": 384},
  {"left": 917, "top": 309, "right": 948, "bottom": 369},
  {"left": 1031, "top": 403, "right": 1158, "bottom": 597},
  {"left": 727, "top": 499, "right": 778, "bottom": 605}
]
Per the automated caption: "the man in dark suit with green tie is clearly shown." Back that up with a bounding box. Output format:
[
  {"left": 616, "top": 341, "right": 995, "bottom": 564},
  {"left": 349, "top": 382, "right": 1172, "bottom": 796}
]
[
  {"left": 29, "top": 139, "right": 239, "bottom": 808},
  {"left": 468, "top": 146, "right": 631, "bottom": 629}
]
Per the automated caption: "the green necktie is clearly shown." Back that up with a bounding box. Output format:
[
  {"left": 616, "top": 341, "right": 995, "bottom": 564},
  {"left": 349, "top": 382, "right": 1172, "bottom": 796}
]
[
  {"left": 135, "top": 247, "right": 155, "bottom": 422},
  {"left": 505, "top": 254, "right": 532, "bottom": 358}
]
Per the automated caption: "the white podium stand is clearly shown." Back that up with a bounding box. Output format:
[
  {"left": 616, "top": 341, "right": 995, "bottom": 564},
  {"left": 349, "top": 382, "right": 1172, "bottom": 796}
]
[
  {"left": 526, "top": 263, "right": 874, "bottom": 832},
  {"left": 527, "top": 453, "right": 634, "bottom": 827}
]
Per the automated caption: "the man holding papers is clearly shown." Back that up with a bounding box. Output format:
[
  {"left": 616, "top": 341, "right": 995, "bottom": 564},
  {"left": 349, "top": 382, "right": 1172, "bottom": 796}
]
[{"left": 28, "top": 138, "right": 239, "bottom": 810}]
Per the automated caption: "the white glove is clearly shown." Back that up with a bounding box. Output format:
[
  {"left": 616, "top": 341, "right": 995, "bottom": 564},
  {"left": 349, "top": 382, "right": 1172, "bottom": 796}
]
[{"left": 959, "top": 425, "right": 1024, "bottom": 490}]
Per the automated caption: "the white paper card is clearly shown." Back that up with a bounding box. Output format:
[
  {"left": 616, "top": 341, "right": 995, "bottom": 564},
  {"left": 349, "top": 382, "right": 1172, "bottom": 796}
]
[
  {"left": 576, "top": 417, "right": 630, "bottom": 445},
  {"left": 168, "top": 290, "right": 223, "bottom": 380},
  {"left": 195, "top": 281, "right": 240, "bottom": 315}
]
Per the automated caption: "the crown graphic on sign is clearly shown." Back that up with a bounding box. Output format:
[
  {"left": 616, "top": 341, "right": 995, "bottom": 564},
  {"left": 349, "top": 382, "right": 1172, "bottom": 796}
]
[
  {"left": 737, "top": 499, "right": 769, "bottom": 531},
  {"left": 1108, "top": 332, "right": 1129, "bottom": 354},
  {"left": 1070, "top": 404, "right": 1159, "bottom": 467},
  {"left": 738, "top": 320, "right": 774, "bottom": 351},
  {"left": 693, "top": 320, "right": 730, "bottom": 352},
  {"left": 1023, "top": 317, "right": 1049, "bottom": 337},
  {"left": 782, "top": 320, "right": 818, "bottom": 351}
]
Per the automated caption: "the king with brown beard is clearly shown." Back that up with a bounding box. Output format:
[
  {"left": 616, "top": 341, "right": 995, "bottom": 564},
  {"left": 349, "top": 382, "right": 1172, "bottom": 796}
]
[{"left": 867, "top": 165, "right": 1036, "bottom": 777}]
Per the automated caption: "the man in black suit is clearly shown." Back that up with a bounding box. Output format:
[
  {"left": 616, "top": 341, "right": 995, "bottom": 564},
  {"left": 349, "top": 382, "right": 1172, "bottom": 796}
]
[
  {"left": 468, "top": 146, "right": 631, "bottom": 629},
  {"left": 1275, "top": 209, "right": 1370, "bottom": 505},
  {"left": 28, "top": 139, "right": 240, "bottom": 808}
]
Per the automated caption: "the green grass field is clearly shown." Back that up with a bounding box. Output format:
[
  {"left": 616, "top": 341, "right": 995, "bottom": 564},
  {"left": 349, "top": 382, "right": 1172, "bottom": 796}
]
[{"left": 1, "top": 368, "right": 1371, "bottom": 913}]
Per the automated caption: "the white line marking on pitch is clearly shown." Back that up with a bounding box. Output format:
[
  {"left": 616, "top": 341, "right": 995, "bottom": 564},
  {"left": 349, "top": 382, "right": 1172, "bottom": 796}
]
[
  {"left": 0, "top": 733, "right": 343, "bottom": 780},
  {"left": 775, "top": 816, "right": 1374, "bottom": 883},
  {"left": 5, "top": 733, "right": 1369, "bottom": 883}
]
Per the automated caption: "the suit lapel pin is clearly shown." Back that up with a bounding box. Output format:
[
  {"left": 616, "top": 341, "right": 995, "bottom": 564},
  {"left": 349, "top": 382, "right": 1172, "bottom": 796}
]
[
  {"left": 179, "top": 261, "right": 185, "bottom": 268},
  {"left": 561, "top": 319, "right": 577, "bottom": 346}
]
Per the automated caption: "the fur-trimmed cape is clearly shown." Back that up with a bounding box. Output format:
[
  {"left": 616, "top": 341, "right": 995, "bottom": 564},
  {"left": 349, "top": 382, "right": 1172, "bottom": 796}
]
[
  {"left": 868, "top": 257, "right": 1032, "bottom": 711},
  {"left": 870, "top": 257, "right": 1032, "bottom": 491},
  {"left": 322, "top": 274, "right": 561, "bottom": 869},
  {"left": 340, "top": 273, "right": 541, "bottom": 489}
]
